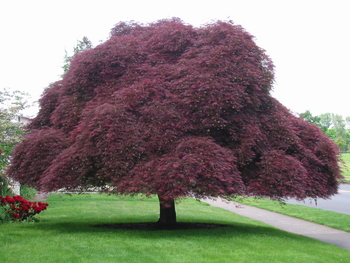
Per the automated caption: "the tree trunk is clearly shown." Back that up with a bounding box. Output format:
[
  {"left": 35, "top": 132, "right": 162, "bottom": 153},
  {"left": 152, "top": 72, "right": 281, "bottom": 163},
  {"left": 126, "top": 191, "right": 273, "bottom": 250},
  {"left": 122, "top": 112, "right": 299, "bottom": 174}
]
[{"left": 157, "top": 195, "right": 176, "bottom": 225}]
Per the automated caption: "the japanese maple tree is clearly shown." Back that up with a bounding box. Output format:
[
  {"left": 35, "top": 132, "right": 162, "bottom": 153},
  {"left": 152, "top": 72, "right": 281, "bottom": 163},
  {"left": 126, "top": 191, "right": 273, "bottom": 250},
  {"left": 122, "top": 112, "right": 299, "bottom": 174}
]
[{"left": 7, "top": 18, "right": 342, "bottom": 225}]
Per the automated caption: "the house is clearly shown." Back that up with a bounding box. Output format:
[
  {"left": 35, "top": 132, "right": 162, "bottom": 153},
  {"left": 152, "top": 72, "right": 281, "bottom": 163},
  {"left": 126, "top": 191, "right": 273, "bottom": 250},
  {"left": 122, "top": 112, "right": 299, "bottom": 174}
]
[{"left": 16, "top": 115, "right": 32, "bottom": 125}]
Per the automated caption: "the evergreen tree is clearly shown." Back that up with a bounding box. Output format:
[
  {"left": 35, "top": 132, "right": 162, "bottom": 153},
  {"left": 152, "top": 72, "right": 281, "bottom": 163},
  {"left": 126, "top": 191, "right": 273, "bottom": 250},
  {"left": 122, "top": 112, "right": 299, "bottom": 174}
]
[{"left": 62, "top": 36, "right": 92, "bottom": 76}]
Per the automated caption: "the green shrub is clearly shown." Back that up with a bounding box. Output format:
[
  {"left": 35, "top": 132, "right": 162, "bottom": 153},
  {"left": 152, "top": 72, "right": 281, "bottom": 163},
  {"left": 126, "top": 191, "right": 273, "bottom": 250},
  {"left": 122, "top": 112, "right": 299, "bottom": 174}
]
[
  {"left": 20, "top": 185, "right": 37, "bottom": 200},
  {"left": 0, "top": 176, "right": 13, "bottom": 197}
]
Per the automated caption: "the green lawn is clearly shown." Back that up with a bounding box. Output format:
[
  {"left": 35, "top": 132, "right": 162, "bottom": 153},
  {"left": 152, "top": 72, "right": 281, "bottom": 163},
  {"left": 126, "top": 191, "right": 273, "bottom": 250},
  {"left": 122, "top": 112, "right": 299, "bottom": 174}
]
[
  {"left": 0, "top": 193, "right": 349, "bottom": 262},
  {"left": 341, "top": 153, "right": 350, "bottom": 182}
]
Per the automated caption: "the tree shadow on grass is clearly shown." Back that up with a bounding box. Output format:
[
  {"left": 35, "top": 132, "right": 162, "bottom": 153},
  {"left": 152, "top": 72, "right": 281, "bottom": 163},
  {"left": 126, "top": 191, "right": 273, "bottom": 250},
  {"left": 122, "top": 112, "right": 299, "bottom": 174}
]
[
  {"left": 27, "top": 220, "right": 309, "bottom": 242},
  {"left": 94, "top": 222, "right": 232, "bottom": 231}
]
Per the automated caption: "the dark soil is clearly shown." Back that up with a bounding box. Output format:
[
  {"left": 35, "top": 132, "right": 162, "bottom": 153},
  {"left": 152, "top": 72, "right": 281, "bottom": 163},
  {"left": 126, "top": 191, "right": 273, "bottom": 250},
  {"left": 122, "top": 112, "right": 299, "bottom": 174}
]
[{"left": 94, "top": 222, "right": 232, "bottom": 231}]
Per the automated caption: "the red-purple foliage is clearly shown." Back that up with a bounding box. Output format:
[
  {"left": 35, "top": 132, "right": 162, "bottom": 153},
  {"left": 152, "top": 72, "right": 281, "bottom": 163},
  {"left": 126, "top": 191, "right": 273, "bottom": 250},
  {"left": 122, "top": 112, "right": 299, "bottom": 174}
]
[{"left": 7, "top": 19, "right": 342, "bottom": 208}]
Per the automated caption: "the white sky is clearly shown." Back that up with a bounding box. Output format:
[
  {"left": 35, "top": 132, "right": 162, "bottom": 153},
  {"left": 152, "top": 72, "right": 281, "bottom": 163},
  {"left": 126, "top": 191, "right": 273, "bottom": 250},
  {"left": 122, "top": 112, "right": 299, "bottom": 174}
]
[{"left": 1, "top": 0, "right": 349, "bottom": 117}]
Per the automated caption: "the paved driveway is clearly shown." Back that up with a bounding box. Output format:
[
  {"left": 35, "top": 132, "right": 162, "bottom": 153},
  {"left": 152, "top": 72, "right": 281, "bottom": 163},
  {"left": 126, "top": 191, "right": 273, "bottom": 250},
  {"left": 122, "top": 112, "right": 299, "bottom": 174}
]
[{"left": 286, "top": 184, "right": 350, "bottom": 215}]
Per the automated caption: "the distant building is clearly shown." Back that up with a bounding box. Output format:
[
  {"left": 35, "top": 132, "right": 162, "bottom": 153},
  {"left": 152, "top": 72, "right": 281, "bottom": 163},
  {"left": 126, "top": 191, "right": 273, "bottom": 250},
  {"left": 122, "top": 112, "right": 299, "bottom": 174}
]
[{"left": 16, "top": 116, "right": 32, "bottom": 125}]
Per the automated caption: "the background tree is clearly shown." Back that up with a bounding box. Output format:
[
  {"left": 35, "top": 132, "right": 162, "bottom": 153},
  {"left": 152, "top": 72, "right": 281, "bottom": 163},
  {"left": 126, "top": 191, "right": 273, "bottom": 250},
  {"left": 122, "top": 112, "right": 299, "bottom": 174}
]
[
  {"left": 319, "top": 113, "right": 333, "bottom": 133},
  {"left": 0, "top": 88, "right": 30, "bottom": 194},
  {"left": 0, "top": 88, "right": 30, "bottom": 173},
  {"left": 346, "top": 116, "right": 350, "bottom": 130},
  {"left": 7, "top": 19, "right": 342, "bottom": 225},
  {"left": 332, "top": 114, "right": 346, "bottom": 138},
  {"left": 325, "top": 128, "right": 337, "bottom": 140},
  {"left": 332, "top": 114, "right": 348, "bottom": 152},
  {"left": 300, "top": 111, "right": 349, "bottom": 152},
  {"left": 299, "top": 110, "right": 321, "bottom": 127},
  {"left": 62, "top": 36, "right": 92, "bottom": 76}
]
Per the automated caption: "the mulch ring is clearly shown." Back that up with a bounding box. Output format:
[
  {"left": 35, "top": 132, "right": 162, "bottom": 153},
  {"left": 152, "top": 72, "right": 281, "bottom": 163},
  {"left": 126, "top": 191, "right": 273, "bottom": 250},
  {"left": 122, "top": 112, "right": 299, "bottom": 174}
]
[{"left": 94, "top": 222, "right": 232, "bottom": 231}]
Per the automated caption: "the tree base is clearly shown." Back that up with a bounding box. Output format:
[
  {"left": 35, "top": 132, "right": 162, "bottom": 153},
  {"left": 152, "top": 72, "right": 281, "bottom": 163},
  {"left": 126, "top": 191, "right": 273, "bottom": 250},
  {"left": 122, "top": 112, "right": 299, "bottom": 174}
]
[{"left": 157, "top": 195, "right": 177, "bottom": 225}]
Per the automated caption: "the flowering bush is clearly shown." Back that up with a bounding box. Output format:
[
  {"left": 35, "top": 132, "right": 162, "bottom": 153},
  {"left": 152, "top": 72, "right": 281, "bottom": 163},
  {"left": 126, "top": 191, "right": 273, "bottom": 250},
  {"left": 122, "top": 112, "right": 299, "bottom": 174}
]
[{"left": 0, "top": 195, "right": 48, "bottom": 223}]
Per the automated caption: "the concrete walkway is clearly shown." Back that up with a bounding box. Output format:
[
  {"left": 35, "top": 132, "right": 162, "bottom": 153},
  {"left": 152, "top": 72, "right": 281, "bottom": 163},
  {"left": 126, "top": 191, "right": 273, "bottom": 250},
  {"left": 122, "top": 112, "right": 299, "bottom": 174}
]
[
  {"left": 203, "top": 198, "right": 350, "bottom": 252},
  {"left": 30, "top": 192, "right": 50, "bottom": 202}
]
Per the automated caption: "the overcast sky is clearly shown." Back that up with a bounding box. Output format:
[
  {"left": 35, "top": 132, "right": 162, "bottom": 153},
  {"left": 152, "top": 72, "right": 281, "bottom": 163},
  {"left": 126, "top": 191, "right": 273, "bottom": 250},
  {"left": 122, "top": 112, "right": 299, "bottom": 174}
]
[{"left": 1, "top": 0, "right": 349, "bottom": 117}]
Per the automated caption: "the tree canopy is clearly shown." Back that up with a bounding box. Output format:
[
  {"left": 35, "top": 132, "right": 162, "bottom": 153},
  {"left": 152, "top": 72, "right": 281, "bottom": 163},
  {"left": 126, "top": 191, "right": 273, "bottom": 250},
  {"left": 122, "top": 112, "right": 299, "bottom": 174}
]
[{"left": 7, "top": 19, "right": 342, "bottom": 224}]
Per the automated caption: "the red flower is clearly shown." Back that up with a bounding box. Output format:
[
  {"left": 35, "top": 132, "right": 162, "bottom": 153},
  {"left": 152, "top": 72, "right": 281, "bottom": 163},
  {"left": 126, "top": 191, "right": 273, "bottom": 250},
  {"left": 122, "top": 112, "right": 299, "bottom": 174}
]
[
  {"left": 12, "top": 213, "right": 21, "bottom": 219},
  {"left": 0, "top": 195, "right": 49, "bottom": 221},
  {"left": 0, "top": 197, "right": 7, "bottom": 204},
  {"left": 20, "top": 204, "right": 30, "bottom": 211},
  {"left": 5, "top": 196, "right": 15, "bottom": 203},
  {"left": 33, "top": 207, "right": 42, "bottom": 213},
  {"left": 13, "top": 195, "right": 25, "bottom": 202}
]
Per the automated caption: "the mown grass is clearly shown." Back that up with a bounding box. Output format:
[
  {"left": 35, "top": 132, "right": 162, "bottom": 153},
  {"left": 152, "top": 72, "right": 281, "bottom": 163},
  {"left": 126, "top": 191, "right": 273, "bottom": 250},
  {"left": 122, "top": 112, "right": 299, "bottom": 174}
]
[
  {"left": 341, "top": 153, "right": 350, "bottom": 182},
  {"left": 0, "top": 193, "right": 349, "bottom": 262}
]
